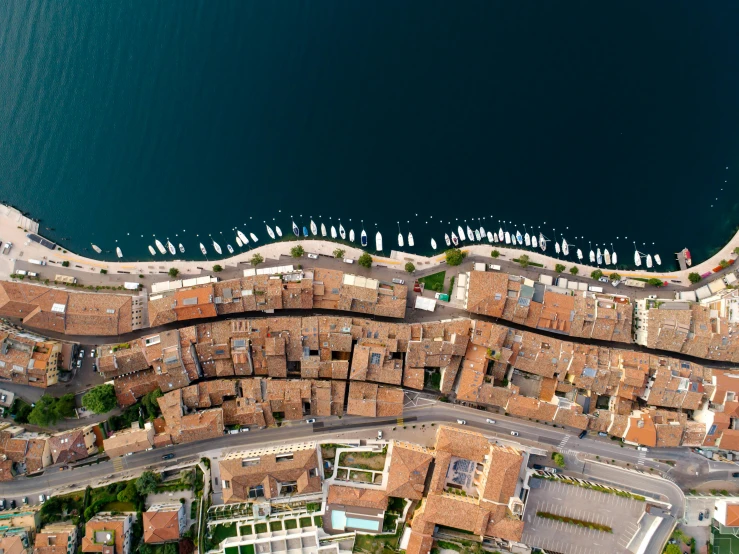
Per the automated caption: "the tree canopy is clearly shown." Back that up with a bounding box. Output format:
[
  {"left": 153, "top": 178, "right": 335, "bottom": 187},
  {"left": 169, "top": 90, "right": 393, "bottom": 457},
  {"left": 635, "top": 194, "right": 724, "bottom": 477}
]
[
  {"left": 333, "top": 248, "right": 345, "bottom": 259},
  {"left": 136, "top": 471, "right": 162, "bottom": 495},
  {"left": 28, "top": 394, "right": 77, "bottom": 426},
  {"left": 569, "top": 266, "right": 579, "bottom": 275},
  {"left": 554, "top": 264, "right": 566, "bottom": 273},
  {"left": 212, "top": 264, "right": 223, "bottom": 272},
  {"left": 445, "top": 249, "right": 466, "bottom": 266},
  {"left": 250, "top": 253, "right": 264, "bottom": 267},
  {"left": 490, "top": 250, "right": 500, "bottom": 259},
  {"left": 590, "top": 269, "right": 603, "bottom": 280},
  {"left": 168, "top": 268, "right": 179, "bottom": 278},
  {"left": 405, "top": 262, "right": 415, "bottom": 273},
  {"left": 290, "top": 245, "right": 304, "bottom": 258},
  {"left": 688, "top": 272, "right": 701, "bottom": 284},
  {"left": 518, "top": 255, "right": 531, "bottom": 268},
  {"left": 609, "top": 273, "right": 621, "bottom": 282},
  {"left": 358, "top": 253, "right": 373, "bottom": 268},
  {"left": 647, "top": 278, "right": 664, "bottom": 287},
  {"left": 82, "top": 385, "right": 118, "bottom": 414}
]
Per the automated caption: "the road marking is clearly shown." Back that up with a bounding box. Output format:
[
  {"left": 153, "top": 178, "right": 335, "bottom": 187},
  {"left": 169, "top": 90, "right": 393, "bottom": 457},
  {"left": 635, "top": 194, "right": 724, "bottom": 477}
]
[
  {"left": 112, "top": 458, "right": 124, "bottom": 472},
  {"left": 559, "top": 435, "right": 570, "bottom": 449},
  {"left": 637, "top": 451, "right": 647, "bottom": 466}
]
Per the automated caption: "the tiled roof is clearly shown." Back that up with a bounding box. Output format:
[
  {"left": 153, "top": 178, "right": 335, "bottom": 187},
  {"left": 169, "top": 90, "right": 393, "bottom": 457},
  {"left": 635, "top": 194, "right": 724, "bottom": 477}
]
[
  {"left": 327, "top": 485, "right": 388, "bottom": 510},
  {"left": 386, "top": 442, "right": 433, "bottom": 500},
  {"left": 143, "top": 507, "right": 181, "bottom": 544}
]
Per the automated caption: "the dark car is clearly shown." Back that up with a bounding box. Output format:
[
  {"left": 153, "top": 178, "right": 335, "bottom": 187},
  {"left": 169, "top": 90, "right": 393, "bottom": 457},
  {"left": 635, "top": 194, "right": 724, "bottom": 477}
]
[
  {"left": 9, "top": 499, "right": 15, "bottom": 509},
  {"left": 532, "top": 464, "right": 544, "bottom": 470},
  {"left": 162, "top": 453, "right": 175, "bottom": 460},
  {"left": 732, "top": 472, "right": 739, "bottom": 478},
  {"left": 699, "top": 513, "right": 704, "bottom": 521},
  {"left": 578, "top": 430, "right": 587, "bottom": 439}
]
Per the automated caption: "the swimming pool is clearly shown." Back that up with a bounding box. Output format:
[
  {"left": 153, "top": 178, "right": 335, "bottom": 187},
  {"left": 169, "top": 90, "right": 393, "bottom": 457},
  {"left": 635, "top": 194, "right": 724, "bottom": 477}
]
[{"left": 331, "top": 510, "right": 381, "bottom": 532}]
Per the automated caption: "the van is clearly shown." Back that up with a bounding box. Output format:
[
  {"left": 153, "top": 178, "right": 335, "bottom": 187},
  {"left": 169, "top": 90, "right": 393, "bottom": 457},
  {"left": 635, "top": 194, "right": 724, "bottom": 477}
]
[
  {"left": 28, "top": 259, "right": 46, "bottom": 266},
  {"left": 489, "top": 264, "right": 501, "bottom": 271},
  {"left": 27, "top": 272, "right": 38, "bottom": 278},
  {"left": 343, "top": 258, "right": 354, "bottom": 264},
  {"left": 15, "top": 270, "right": 27, "bottom": 276},
  {"left": 391, "top": 278, "right": 405, "bottom": 285}
]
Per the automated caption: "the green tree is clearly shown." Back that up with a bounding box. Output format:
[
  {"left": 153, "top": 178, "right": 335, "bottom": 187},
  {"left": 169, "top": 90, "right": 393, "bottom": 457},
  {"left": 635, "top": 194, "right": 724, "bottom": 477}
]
[
  {"left": 117, "top": 482, "right": 139, "bottom": 503},
  {"left": 490, "top": 250, "right": 500, "bottom": 259},
  {"left": 719, "top": 259, "right": 731, "bottom": 269},
  {"left": 62, "top": 261, "right": 70, "bottom": 267},
  {"left": 333, "top": 248, "right": 345, "bottom": 259},
  {"left": 212, "top": 264, "right": 223, "bottom": 272},
  {"left": 55, "top": 394, "right": 76, "bottom": 418},
  {"left": 609, "top": 272, "right": 621, "bottom": 282},
  {"left": 28, "top": 395, "right": 69, "bottom": 427},
  {"left": 250, "top": 253, "right": 264, "bottom": 267},
  {"left": 552, "top": 452, "right": 565, "bottom": 468},
  {"left": 15, "top": 403, "right": 32, "bottom": 424},
  {"left": 688, "top": 272, "right": 701, "bottom": 284},
  {"left": 734, "top": 247, "right": 739, "bottom": 256},
  {"left": 569, "top": 266, "right": 579, "bottom": 275},
  {"left": 518, "top": 254, "right": 531, "bottom": 268},
  {"left": 590, "top": 269, "right": 603, "bottom": 280},
  {"left": 136, "top": 471, "right": 161, "bottom": 495},
  {"left": 445, "top": 248, "right": 466, "bottom": 266},
  {"left": 82, "top": 385, "right": 117, "bottom": 414},
  {"left": 647, "top": 278, "right": 664, "bottom": 287},
  {"left": 405, "top": 262, "right": 416, "bottom": 273},
  {"left": 358, "top": 253, "right": 373, "bottom": 268},
  {"left": 141, "top": 389, "right": 163, "bottom": 419},
  {"left": 290, "top": 245, "right": 305, "bottom": 258},
  {"left": 168, "top": 268, "right": 179, "bottom": 278},
  {"left": 663, "top": 544, "right": 680, "bottom": 554},
  {"left": 554, "top": 264, "right": 566, "bottom": 273}
]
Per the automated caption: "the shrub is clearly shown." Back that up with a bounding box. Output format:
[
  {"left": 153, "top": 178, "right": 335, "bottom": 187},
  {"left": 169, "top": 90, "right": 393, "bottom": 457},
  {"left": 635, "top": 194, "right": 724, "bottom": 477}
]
[
  {"left": 290, "top": 245, "right": 304, "bottom": 258},
  {"left": 688, "top": 272, "right": 701, "bottom": 284},
  {"left": 168, "top": 268, "right": 180, "bottom": 278},
  {"left": 62, "top": 261, "right": 70, "bottom": 267},
  {"left": 445, "top": 248, "right": 466, "bottom": 266},
  {"left": 212, "top": 264, "right": 223, "bottom": 272},
  {"left": 555, "top": 264, "right": 566, "bottom": 273},
  {"left": 358, "top": 253, "right": 373, "bottom": 268},
  {"left": 569, "top": 266, "right": 579, "bottom": 275},
  {"left": 610, "top": 272, "right": 621, "bottom": 281},
  {"left": 100, "top": 269, "right": 107, "bottom": 274},
  {"left": 591, "top": 269, "right": 603, "bottom": 280},
  {"left": 405, "top": 262, "right": 415, "bottom": 273},
  {"left": 490, "top": 250, "right": 500, "bottom": 258},
  {"left": 333, "top": 248, "right": 345, "bottom": 259},
  {"left": 647, "top": 278, "right": 664, "bottom": 287},
  {"left": 518, "top": 254, "right": 531, "bottom": 268}
]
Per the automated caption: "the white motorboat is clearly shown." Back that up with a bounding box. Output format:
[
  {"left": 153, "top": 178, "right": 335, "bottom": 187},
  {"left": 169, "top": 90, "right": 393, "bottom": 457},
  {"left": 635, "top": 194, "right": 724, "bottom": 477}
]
[
  {"left": 227, "top": 244, "right": 234, "bottom": 254},
  {"left": 498, "top": 227, "right": 504, "bottom": 242},
  {"left": 237, "top": 231, "right": 248, "bottom": 244},
  {"left": 505, "top": 231, "right": 511, "bottom": 244},
  {"left": 493, "top": 234, "right": 499, "bottom": 243},
  {"left": 467, "top": 226, "right": 475, "bottom": 241},
  {"left": 474, "top": 229, "right": 481, "bottom": 241},
  {"left": 451, "top": 232, "right": 459, "bottom": 246},
  {"left": 531, "top": 235, "right": 538, "bottom": 249},
  {"left": 91, "top": 244, "right": 102, "bottom": 254},
  {"left": 516, "top": 230, "right": 523, "bottom": 245},
  {"left": 331, "top": 226, "right": 337, "bottom": 239},
  {"left": 555, "top": 241, "right": 561, "bottom": 255},
  {"left": 646, "top": 254, "right": 653, "bottom": 268},
  {"left": 275, "top": 226, "right": 282, "bottom": 237},
  {"left": 155, "top": 240, "right": 166, "bottom": 254},
  {"left": 589, "top": 249, "right": 595, "bottom": 263},
  {"left": 445, "top": 234, "right": 451, "bottom": 246},
  {"left": 349, "top": 229, "right": 355, "bottom": 242},
  {"left": 167, "top": 241, "right": 176, "bottom": 255},
  {"left": 576, "top": 249, "right": 583, "bottom": 261},
  {"left": 116, "top": 247, "right": 122, "bottom": 258},
  {"left": 250, "top": 233, "right": 258, "bottom": 242},
  {"left": 431, "top": 238, "right": 437, "bottom": 249},
  {"left": 654, "top": 254, "right": 662, "bottom": 266},
  {"left": 361, "top": 230, "right": 367, "bottom": 247},
  {"left": 612, "top": 251, "right": 618, "bottom": 265},
  {"left": 310, "top": 220, "right": 318, "bottom": 235},
  {"left": 321, "top": 223, "right": 327, "bottom": 237},
  {"left": 200, "top": 243, "right": 207, "bottom": 255},
  {"left": 634, "top": 251, "right": 641, "bottom": 266},
  {"left": 292, "top": 221, "right": 299, "bottom": 236},
  {"left": 398, "top": 233, "right": 404, "bottom": 247},
  {"left": 562, "top": 239, "right": 569, "bottom": 257},
  {"left": 524, "top": 233, "right": 531, "bottom": 247},
  {"left": 236, "top": 237, "right": 243, "bottom": 247},
  {"left": 266, "top": 225, "right": 275, "bottom": 239},
  {"left": 604, "top": 249, "right": 611, "bottom": 265},
  {"left": 596, "top": 248, "right": 602, "bottom": 265},
  {"left": 487, "top": 231, "right": 494, "bottom": 242},
  {"left": 458, "top": 226, "right": 466, "bottom": 241},
  {"left": 148, "top": 245, "right": 156, "bottom": 255},
  {"left": 339, "top": 224, "right": 346, "bottom": 240},
  {"left": 408, "top": 232, "right": 414, "bottom": 247},
  {"left": 179, "top": 244, "right": 185, "bottom": 254},
  {"left": 479, "top": 225, "right": 485, "bottom": 237},
  {"left": 376, "top": 232, "right": 383, "bottom": 251},
  {"left": 212, "top": 241, "right": 222, "bottom": 255},
  {"left": 539, "top": 233, "right": 546, "bottom": 251}
]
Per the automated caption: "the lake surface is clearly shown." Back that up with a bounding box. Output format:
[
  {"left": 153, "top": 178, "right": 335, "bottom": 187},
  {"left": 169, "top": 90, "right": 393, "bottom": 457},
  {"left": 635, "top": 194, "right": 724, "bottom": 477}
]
[{"left": 1, "top": 1, "right": 738, "bottom": 268}]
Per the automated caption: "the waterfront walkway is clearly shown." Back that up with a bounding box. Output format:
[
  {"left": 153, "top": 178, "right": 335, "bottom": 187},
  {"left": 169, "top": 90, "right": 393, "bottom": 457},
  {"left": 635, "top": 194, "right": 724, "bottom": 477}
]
[{"left": 0, "top": 203, "right": 737, "bottom": 288}]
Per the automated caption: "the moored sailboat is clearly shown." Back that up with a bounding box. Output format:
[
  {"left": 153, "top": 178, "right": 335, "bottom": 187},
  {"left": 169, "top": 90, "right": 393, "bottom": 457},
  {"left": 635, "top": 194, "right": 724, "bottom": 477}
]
[
  {"left": 451, "top": 232, "right": 459, "bottom": 246},
  {"left": 155, "top": 240, "right": 166, "bottom": 254},
  {"left": 431, "top": 238, "right": 437, "bottom": 249},
  {"left": 487, "top": 231, "right": 494, "bottom": 242},
  {"left": 531, "top": 235, "right": 538, "bottom": 249},
  {"left": 504, "top": 231, "right": 511, "bottom": 244},
  {"left": 349, "top": 229, "right": 355, "bottom": 242},
  {"left": 236, "top": 236, "right": 243, "bottom": 247},
  {"left": 237, "top": 231, "right": 248, "bottom": 244},
  {"left": 148, "top": 245, "right": 156, "bottom": 255},
  {"left": 91, "top": 244, "right": 102, "bottom": 254},
  {"left": 361, "top": 229, "right": 367, "bottom": 247},
  {"left": 604, "top": 249, "right": 611, "bottom": 265},
  {"left": 376, "top": 232, "right": 383, "bottom": 251},
  {"left": 116, "top": 247, "right": 122, "bottom": 258},
  {"left": 227, "top": 244, "right": 234, "bottom": 254},
  {"left": 292, "top": 221, "right": 299, "bottom": 236},
  {"left": 200, "top": 243, "right": 207, "bottom": 255},
  {"left": 445, "top": 233, "right": 451, "bottom": 246},
  {"left": 331, "top": 226, "right": 337, "bottom": 239},
  {"left": 654, "top": 254, "right": 662, "bottom": 266},
  {"left": 179, "top": 244, "right": 185, "bottom": 254},
  {"left": 646, "top": 254, "right": 653, "bottom": 268},
  {"left": 275, "top": 226, "right": 282, "bottom": 237},
  {"left": 310, "top": 220, "right": 318, "bottom": 235},
  {"left": 321, "top": 223, "right": 327, "bottom": 237},
  {"left": 408, "top": 232, "right": 414, "bottom": 247},
  {"left": 458, "top": 226, "right": 466, "bottom": 241},
  {"left": 266, "top": 225, "right": 275, "bottom": 239},
  {"left": 250, "top": 233, "right": 258, "bottom": 242},
  {"left": 339, "top": 223, "right": 346, "bottom": 240},
  {"left": 212, "top": 241, "right": 222, "bottom": 255},
  {"left": 167, "top": 240, "right": 176, "bottom": 255}
]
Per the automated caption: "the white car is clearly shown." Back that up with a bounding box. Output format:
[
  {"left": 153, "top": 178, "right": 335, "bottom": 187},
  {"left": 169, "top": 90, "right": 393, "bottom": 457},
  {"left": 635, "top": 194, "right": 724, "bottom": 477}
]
[
  {"left": 90, "top": 349, "right": 96, "bottom": 358},
  {"left": 307, "top": 253, "right": 319, "bottom": 259},
  {"left": 456, "top": 419, "right": 466, "bottom": 425},
  {"left": 392, "top": 278, "right": 405, "bottom": 285},
  {"left": 647, "top": 295, "right": 657, "bottom": 299},
  {"left": 637, "top": 446, "right": 649, "bottom": 452},
  {"left": 377, "top": 430, "right": 383, "bottom": 440},
  {"left": 510, "top": 431, "right": 519, "bottom": 437},
  {"left": 39, "top": 494, "right": 46, "bottom": 503},
  {"left": 485, "top": 418, "right": 496, "bottom": 424},
  {"left": 305, "top": 418, "right": 316, "bottom": 424}
]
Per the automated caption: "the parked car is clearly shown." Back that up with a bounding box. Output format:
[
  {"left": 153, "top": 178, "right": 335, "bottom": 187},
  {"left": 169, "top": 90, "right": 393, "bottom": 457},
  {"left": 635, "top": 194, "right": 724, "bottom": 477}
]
[
  {"left": 39, "top": 494, "right": 46, "bottom": 503},
  {"left": 391, "top": 278, "right": 405, "bottom": 285},
  {"left": 9, "top": 499, "right": 15, "bottom": 509},
  {"left": 377, "top": 430, "right": 383, "bottom": 440},
  {"left": 637, "top": 446, "right": 649, "bottom": 452},
  {"left": 90, "top": 349, "right": 96, "bottom": 358},
  {"left": 21, "top": 497, "right": 27, "bottom": 504},
  {"left": 0, "top": 499, "right": 5, "bottom": 510},
  {"left": 510, "top": 431, "right": 519, "bottom": 436},
  {"left": 305, "top": 418, "right": 316, "bottom": 424},
  {"left": 647, "top": 295, "right": 657, "bottom": 299},
  {"left": 598, "top": 276, "right": 609, "bottom": 283},
  {"left": 78, "top": 349, "right": 85, "bottom": 358},
  {"left": 532, "top": 464, "right": 544, "bottom": 470},
  {"left": 732, "top": 472, "right": 739, "bottom": 478},
  {"left": 699, "top": 512, "right": 704, "bottom": 521},
  {"left": 92, "top": 363, "right": 97, "bottom": 372},
  {"left": 239, "top": 427, "right": 250, "bottom": 433},
  {"left": 456, "top": 419, "right": 466, "bottom": 425},
  {"left": 307, "top": 253, "right": 319, "bottom": 259},
  {"left": 598, "top": 431, "right": 608, "bottom": 437},
  {"left": 485, "top": 418, "right": 496, "bottom": 424},
  {"left": 162, "top": 453, "right": 175, "bottom": 460},
  {"left": 578, "top": 430, "right": 587, "bottom": 439}
]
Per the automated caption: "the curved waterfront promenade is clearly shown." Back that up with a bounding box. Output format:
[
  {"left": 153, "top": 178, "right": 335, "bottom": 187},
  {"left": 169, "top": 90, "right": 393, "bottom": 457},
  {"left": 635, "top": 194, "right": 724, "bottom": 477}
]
[{"left": 0, "top": 203, "right": 737, "bottom": 287}]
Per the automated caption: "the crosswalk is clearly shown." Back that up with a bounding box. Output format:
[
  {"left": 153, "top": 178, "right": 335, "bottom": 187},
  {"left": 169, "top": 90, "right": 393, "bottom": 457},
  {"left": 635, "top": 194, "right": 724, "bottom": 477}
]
[
  {"left": 558, "top": 435, "right": 570, "bottom": 449},
  {"left": 637, "top": 451, "right": 647, "bottom": 466},
  {"left": 112, "top": 457, "right": 124, "bottom": 472},
  {"left": 396, "top": 418, "right": 404, "bottom": 426}
]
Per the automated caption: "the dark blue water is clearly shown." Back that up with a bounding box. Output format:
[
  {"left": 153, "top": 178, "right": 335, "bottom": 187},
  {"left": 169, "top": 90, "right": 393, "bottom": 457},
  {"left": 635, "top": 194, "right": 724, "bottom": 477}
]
[{"left": 1, "top": 0, "right": 738, "bottom": 268}]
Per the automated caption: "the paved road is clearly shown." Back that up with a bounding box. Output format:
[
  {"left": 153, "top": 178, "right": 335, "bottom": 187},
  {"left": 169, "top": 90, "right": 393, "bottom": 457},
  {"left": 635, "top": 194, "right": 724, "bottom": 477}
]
[{"left": 0, "top": 403, "right": 704, "bottom": 515}]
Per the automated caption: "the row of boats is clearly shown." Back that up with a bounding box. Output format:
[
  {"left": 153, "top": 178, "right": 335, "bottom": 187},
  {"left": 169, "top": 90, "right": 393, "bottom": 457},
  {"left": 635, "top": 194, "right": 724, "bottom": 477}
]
[{"left": 91, "top": 217, "right": 663, "bottom": 269}]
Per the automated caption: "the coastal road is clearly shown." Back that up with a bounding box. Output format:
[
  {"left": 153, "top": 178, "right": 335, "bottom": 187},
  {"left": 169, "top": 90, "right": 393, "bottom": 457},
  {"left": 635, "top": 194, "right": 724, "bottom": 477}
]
[{"left": 0, "top": 403, "right": 701, "bottom": 517}]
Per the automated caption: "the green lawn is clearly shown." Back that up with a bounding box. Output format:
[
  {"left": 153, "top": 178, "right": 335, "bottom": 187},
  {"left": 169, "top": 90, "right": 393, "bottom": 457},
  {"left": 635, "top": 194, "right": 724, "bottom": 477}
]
[
  {"left": 269, "top": 521, "right": 282, "bottom": 532},
  {"left": 299, "top": 517, "right": 312, "bottom": 528},
  {"left": 284, "top": 519, "right": 298, "bottom": 530},
  {"left": 418, "top": 271, "right": 446, "bottom": 292},
  {"left": 239, "top": 546, "right": 255, "bottom": 554},
  {"left": 210, "top": 524, "right": 238, "bottom": 545},
  {"left": 225, "top": 547, "right": 238, "bottom": 554},
  {"left": 102, "top": 501, "right": 136, "bottom": 512},
  {"left": 254, "top": 523, "right": 267, "bottom": 534},
  {"left": 353, "top": 527, "right": 402, "bottom": 553},
  {"left": 314, "top": 515, "right": 322, "bottom": 527},
  {"left": 239, "top": 525, "right": 252, "bottom": 536}
]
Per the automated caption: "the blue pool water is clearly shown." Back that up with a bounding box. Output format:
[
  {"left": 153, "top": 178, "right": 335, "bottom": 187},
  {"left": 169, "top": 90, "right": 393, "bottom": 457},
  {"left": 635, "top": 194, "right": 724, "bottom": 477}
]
[{"left": 331, "top": 510, "right": 380, "bottom": 531}]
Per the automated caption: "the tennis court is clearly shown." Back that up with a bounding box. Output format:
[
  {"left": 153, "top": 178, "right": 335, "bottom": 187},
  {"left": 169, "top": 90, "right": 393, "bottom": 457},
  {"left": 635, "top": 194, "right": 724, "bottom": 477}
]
[{"left": 713, "top": 525, "right": 739, "bottom": 553}]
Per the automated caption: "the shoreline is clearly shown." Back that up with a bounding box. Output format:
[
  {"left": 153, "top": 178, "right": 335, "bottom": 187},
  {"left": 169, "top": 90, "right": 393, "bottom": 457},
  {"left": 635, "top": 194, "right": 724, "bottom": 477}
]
[{"left": 1, "top": 203, "right": 738, "bottom": 288}]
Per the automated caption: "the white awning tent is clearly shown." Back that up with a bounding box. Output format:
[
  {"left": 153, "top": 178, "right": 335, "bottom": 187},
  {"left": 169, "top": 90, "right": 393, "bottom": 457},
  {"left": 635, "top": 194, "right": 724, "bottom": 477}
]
[{"left": 415, "top": 296, "right": 436, "bottom": 311}]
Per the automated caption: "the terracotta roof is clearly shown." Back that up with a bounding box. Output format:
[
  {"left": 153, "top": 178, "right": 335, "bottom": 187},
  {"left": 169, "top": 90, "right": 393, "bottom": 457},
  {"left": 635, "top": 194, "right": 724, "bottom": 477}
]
[
  {"left": 143, "top": 506, "right": 181, "bottom": 544},
  {"left": 327, "top": 485, "right": 388, "bottom": 510},
  {"left": 386, "top": 442, "right": 433, "bottom": 500}
]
